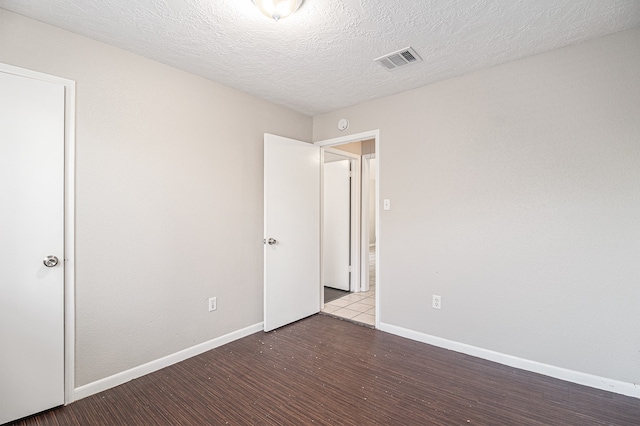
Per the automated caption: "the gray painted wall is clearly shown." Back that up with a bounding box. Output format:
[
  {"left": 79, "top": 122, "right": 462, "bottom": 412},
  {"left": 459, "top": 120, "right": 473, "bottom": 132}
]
[
  {"left": 2, "top": 6, "right": 639, "bottom": 394},
  {"left": 0, "top": 9, "right": 311, "bottom": 387},
  {"left": 314, "top": 28, "right": 640, "bottom": 385}
]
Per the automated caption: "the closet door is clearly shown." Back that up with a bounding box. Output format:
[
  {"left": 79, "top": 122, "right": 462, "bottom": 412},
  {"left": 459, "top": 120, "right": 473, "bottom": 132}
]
[{"left": 0, "top": 70, "right": 65, "bottom": 424}]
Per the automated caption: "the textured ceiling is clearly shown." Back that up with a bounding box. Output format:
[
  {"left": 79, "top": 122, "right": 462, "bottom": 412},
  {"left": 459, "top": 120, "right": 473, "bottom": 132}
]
[{"left": 1, "top": 0, "right": 639, "bottom": 116}]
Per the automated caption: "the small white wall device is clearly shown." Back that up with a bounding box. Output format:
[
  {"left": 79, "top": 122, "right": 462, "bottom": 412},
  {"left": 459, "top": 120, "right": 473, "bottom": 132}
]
[{"left": 337, "top": 118, "right": 349, "bottom": 131}]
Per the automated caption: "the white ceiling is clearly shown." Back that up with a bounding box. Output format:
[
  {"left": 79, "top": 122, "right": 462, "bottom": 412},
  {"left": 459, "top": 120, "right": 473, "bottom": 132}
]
[{"left": 2, "top": 0, "right": 639, "bottom": 116}]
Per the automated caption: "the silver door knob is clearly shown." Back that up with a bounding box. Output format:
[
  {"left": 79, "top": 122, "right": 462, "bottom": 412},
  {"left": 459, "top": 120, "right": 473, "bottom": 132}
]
[
  {"left": 43, "top": 255, "right": 59, "bottom": 267},
  {"left": 266, "top": 238, "right": 277, "bottom": 245}
]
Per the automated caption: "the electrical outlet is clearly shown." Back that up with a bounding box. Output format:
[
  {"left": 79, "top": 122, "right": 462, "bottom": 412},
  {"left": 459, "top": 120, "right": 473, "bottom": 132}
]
[
  {"left": 432, "top": 295, "right": 441, "bottom": 310},
  {"left": 208, "top": 297, "right": 217, "bottom": 312}
]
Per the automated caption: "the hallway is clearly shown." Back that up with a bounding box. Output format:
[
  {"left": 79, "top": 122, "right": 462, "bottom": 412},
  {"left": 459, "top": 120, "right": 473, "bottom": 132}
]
[{"left": 322, "top": 245, "right": 376, "bottom": 326}]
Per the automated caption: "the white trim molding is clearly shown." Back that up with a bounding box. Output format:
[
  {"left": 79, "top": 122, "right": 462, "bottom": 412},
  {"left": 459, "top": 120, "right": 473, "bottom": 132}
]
[
  {"left": 315, "top": 129, "right": 380, "bottom": 148},
  {"left": 379, "top": 322, "right": 640, "bottom": 399},
  {"left": 74, "top": 322, "right": 264, "bottom": 401}
]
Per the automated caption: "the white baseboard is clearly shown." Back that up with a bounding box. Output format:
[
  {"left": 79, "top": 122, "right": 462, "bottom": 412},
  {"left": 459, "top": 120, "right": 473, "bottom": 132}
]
[
  {"left": 74, "top": 322, "right": 264, "bottom": 401},
  {"left": 379, "top": 322, "right": 640, "bottom": 400}
]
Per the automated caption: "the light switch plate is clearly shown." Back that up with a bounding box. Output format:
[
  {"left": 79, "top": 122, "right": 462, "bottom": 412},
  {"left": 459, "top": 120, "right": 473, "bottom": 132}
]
[{"left": 383, "top": 199, "right": 391, "bottom": 210}]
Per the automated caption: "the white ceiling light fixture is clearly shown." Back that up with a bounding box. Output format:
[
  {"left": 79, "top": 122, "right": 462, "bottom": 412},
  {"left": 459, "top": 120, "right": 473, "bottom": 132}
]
[{"left": 252, "top": 0, "right": 304, "bottom": 22}]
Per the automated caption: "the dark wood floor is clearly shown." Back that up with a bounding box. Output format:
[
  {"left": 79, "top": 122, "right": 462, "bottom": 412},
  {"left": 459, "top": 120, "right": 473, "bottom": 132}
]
[
  {"left": 11, "top": 315, "right": 640, "bottom": 425},
  {"left": 323, "top": 286, "right": 350, "bottom": 303}
]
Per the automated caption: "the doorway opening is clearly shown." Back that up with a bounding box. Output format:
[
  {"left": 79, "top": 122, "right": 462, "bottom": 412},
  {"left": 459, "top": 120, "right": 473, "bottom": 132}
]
[
  {"left": 317, "top": 133, "right": 379, "bottom": 328},
  {"left": 262, "top": 130, "right": 379, "bottom": 332}
]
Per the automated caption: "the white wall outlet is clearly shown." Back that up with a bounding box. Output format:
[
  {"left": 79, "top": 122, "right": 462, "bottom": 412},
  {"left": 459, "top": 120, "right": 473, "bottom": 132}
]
[
  {"left": 432, "top": 295, "right": 441, "bottom": 310},
  {"left": 383, "top": 199, "right": 391, "bottom": 210},
  {"left": 208, "top": 297, "right": 217, "bottom": 312}
]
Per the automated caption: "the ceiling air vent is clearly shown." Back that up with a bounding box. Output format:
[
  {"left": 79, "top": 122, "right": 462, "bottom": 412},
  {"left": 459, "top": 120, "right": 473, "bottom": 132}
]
[{"left": 374, "top": 47, "right": 422, "bottom": 71}]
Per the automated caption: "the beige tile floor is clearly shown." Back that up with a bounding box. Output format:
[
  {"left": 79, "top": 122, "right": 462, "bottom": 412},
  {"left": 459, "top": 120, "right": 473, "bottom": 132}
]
[
  {"left": 322, "top": 245, "right": 376, "bottom": 326},
  {"left": 322, "top": 285, "right": 375, "bottom": 325}
]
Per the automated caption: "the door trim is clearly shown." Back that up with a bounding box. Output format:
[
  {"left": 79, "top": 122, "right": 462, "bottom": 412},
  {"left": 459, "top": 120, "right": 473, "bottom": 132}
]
[
  {"left": 0, "top": 63, "right": 76, "bottom": 404},
  {"left": 360, "top": 153, "right": 375, "bottom": 292},
  {"left": 315, "top": 130, "right": 380, "bottom": 329}
]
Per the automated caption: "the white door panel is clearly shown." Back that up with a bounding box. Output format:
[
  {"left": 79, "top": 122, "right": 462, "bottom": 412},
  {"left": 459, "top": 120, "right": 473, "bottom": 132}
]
[
  {"left": 264, "top": 134, "right": 320, "bottom": 332},
  {"left": 323, "top": 160, "right": 350, "bottom": 291},
  {"left": 0, "top": 71, "right": 65, "bottom": 423}
]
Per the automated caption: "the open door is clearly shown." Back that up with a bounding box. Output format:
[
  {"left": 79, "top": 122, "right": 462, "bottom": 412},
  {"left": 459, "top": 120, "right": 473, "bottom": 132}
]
[
  {"left": 264, "top": 134, "right": 320, "bottom": 332},
  {"left": 322, "top": 157, "right": 351, "bottom": 291}
]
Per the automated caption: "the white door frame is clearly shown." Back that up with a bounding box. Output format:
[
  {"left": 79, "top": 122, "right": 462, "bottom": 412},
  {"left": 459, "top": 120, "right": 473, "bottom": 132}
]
[
  {"left": 316, "top": 130, "right": 380, "bottom": 329},
  {"left": 0, "top": 63, "right": 76, "bottom": 404},
  {"left": 322, "top": 148, "right": 361, "bottom": 298},
  {"left": 360, "top": 153, "right": 376, "bottom": 292}
]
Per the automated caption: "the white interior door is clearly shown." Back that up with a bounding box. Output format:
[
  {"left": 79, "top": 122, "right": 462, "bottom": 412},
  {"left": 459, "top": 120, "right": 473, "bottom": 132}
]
[
  {"left": 0, "top": 71, "right": 65, "bottom": 423},
  {"left": 264, "top": 134, "right": 320, "bottom": 332},
  {"left": 323, "top": 159, "right": 350, "bottom": 291}
]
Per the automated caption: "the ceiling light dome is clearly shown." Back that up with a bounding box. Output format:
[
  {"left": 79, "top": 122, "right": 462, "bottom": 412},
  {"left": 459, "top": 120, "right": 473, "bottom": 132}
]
[{"left": 252, "top": 0, "right": 304, "bottom": 22}]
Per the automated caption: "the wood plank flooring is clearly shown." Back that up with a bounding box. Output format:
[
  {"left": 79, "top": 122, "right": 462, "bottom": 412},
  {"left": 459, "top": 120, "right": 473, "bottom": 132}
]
[{"left": 11, "top": 315, "right": 640, "bottom": 425}]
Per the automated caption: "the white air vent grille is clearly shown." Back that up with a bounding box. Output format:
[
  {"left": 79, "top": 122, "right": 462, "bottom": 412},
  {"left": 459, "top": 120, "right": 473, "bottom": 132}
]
[{"left": 375, "top": 47, "right": 422, "bottom": 71}]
